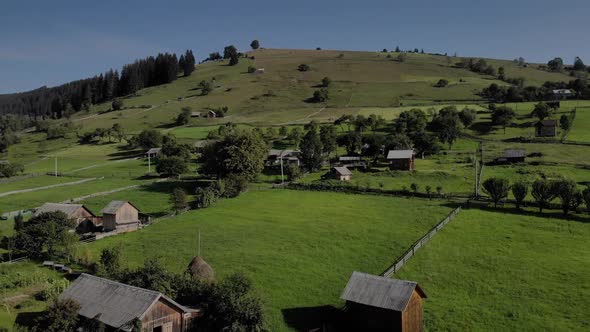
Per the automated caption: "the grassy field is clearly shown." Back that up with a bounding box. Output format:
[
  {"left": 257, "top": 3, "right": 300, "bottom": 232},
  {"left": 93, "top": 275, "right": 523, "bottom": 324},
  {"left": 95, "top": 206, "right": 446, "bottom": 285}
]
[
  {"left": 84, "top": 190, "right": 453, "bottom": 331},
  {"left": 396, "top": 208, "right": 590, "bottom": 331},
  {"left": 568, "top": 106, "right": 590, "bottom": 142}
]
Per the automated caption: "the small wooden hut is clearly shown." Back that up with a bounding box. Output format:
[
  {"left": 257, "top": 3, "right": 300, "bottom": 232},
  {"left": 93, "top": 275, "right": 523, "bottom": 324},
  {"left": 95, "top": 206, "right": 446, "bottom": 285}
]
[
  {"left": 386, "top": 150, "right": 416, "bottom": 171},
  {"left": 100, "top": 200, "right": 140, "bottom": 232},
  {"left": 535, "top": 120, "right": 557, "bottom": 137},
  {"left": 341, "top": 272, "right": 427, "bottom": 332}
]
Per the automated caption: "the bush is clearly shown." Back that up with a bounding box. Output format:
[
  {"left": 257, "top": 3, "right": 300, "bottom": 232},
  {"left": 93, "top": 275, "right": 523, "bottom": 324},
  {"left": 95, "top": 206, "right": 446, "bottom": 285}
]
[
  {"left": 221, "top": 174, "right": 249, "bottom": 198},
  {"left": 0, "top": 162, "right": 24, "bottom": 178},
  {"left": 36, "top": 279, "right": 70, "bottom": 301},
  {"left": 435, "top": 79, "right": 449, "bottom": 87},
  {"left": 312, "top": 89, "right": 329, "bottom": 102},
  {"left": 156, "top": 156, "right": 188, "bottom": 178},
  {"left": 112, "top": 99, "right": 123, "bottom": 111},
  {"left": 298, "top": 64, "right": 310, "bottom": 72},
  {"left": 321, "top": 77, "right": 331, "bottom": 87},
  {"left": 247, "top": 66, "right": 257, "bottom": 73},
  {"left": 396, "top": 53, "right": 407, "bottom": 62},
  {"left": 176, "top": 107, "right": 191, "bottom": 125},
  {"left": 285, "top": 164, "right": 302, "bottom": 182}
]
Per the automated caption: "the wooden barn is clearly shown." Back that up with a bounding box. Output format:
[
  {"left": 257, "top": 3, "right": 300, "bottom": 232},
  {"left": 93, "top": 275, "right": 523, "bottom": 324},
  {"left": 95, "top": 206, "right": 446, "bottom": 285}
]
[
  {"left": 387, "top": 150, "right": 416, "bottom": 171},
  {"left": 497, "top": 149, "right": 526, "bottom": 164},
  {"left": 337, "top": 156, "right": 368, "bottom": 170},
  {"left": 59, "top": 273, "right": 200, "bottom": 332},
  {"left": 101, "top": 200, "right": 140, "bottom": 232},
  {"left": 331, "top": 166, "right": 353, "bottom": 181},
  {"left": 34, "top": 203, "right": 98, "bottom": 233},
  {"left": 535, "top": 120, "right": 557, "bottom": 137},
  {"left": 341, "top": 272, "right": 427, "bottom": 332},
  {"left": 267, "top": 149, "right": 301, "bottom": 167}
]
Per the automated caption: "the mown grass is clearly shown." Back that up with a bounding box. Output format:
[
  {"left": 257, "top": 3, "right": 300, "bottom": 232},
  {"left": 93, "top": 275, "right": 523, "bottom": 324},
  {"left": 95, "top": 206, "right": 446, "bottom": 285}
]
[
  {"left": 84, "top": 190, "right": 452, "bottom": 331},
  {"left": 568, "top": 106, "right": 590, "bottom": 142},
  {"left": 396, "top": 208, "right": 590, "bottom": 331}
]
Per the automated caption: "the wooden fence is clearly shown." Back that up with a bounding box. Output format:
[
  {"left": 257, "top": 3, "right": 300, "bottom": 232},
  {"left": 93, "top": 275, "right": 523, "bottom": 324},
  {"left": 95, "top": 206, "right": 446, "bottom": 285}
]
[{"left": 381, "top": 206, "right": 462, "bottom": 278}]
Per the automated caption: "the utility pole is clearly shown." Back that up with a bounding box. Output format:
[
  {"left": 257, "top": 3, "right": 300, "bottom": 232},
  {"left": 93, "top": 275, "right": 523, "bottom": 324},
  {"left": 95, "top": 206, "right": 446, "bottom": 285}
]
[
  {"left": 280, "top": 153, "right": 284, "bottom": 185},
  {"left": 198, "top": 230, "right": 201, "bottom": 257}
]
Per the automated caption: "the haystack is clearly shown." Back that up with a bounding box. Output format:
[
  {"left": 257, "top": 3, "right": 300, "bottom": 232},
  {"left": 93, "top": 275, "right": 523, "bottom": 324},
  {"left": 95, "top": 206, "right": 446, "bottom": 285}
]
[{"left": 187, "top": 256, "right": 214, "bottom": 281}]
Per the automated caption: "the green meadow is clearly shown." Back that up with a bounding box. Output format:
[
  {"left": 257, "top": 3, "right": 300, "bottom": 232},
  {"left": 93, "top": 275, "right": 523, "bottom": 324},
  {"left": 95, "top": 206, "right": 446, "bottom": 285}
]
[
  {"left": 84, "top": 190, "right": 453, "bottom": 331},
  {"left": 397, "top": 208, "right": 590, "bottom": 331}
]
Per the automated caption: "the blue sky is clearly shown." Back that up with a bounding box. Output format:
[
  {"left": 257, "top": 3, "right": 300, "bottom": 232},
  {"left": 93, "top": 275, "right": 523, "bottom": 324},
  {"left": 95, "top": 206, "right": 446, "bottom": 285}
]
[{"left": 1, "top": 0, "right": 589, "bottom": 93}]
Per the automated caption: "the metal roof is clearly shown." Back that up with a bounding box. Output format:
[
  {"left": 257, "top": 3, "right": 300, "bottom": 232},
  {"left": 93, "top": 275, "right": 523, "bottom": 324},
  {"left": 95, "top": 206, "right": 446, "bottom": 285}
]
[
  {"left": 100, "top": 200, "right": 139, "bottom": 215},
  {"left": 339, "top": 156, "right": 362, "bottom": 161},
  {"left": 341, "top": 272, "right": 426, "bottom": 312},
  {"left": 386, "top": 150, "right": 414, "bottom": 160},
  {"left": 333, "top": 166, "right": 353, "bottom": 176},
  {"left": 59, "top": 274, "right": 191, "bottom": 331},
  {"left": 504, "top": 149, "right": 526, "bottom": 158},
  {"left": 268, "top": 149, "right": 299, "bottom": 158},
  {"left": 552, "top": 89, "right": 572, "bottom": 95},
  {"left": 146, "top": 148, "right": 161, "bottom": 154},
  {"left": 34, "top": 203, "right": 95, "bottom": 218}
]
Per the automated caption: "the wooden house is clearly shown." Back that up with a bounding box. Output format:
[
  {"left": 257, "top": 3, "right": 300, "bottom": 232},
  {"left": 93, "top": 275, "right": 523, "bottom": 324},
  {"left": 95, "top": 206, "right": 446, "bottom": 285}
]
[
  {"left": 552, "top": 89, "right": 572, "bottom": 100},
  {"left": 34, "top": 203, "right": 98, "bottom": 233},
  {"left": 146, "top": 148, "right": 162, "bottom": 158},
  {"left": 190, "top": 111, "right": 201, "bottom": 118},
  {"left": 386, "top": 150, "right": 416, "bottom": 171},
  {"left": 341, "top": 272, "right": 427, "bottom": 332},
  {"left": 101, "top": 200, "right": 140, "bottom": 232},
  {"left": 267, "top": 149, "right": 301, "bottom": 167},
  {"left": 338, "top": 156, "right": 368, "bottom": 170},
  {"left": 497, "top": 149, "right": 526, "bottom": 163},
  {"left": 535, "top": 120, "right": 557, "bottom": 137},
  {"left": 331, "top": 166, "right": 353, "bottom": 181},
  {"left": 60, "top": 273, "right": 200, "bottom": 332}
]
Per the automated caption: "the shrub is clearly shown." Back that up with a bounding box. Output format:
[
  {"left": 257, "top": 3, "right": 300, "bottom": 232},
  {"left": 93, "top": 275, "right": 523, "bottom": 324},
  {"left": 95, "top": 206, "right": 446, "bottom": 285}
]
[
  {"left": 221, "top": 174, "right": 249, "bottom": 198},
  {"left": 247, "top": 66, "right": 256, "bottom": 73},
  {"left": 298, "top": 64, "right": 310, "bottom": 72},
  {"left": 312, "top": 89, "right": 329, "bottom": 102},
  {"left": 435, "top": 79, "right": 449, "bottom": 87},
  {"left": 321, "top": 77, "right": 332, "bottom": 87},
  {"left": 285, "top": 164, "right": 302, "bottom": 182},
  {"left": 112, "top": 99, "right": 123, "bottom": 111},
  {"left": 36, "top": 279, "right": 70, "bottom": 301}
]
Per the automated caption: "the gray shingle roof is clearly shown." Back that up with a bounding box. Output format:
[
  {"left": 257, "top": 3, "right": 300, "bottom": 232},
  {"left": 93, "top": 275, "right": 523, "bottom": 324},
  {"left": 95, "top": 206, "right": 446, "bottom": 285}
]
[
  {"left": 146, "top": 147, "right": 161, "bottom": 155},
  {"left": 333, "top": 166, "right": 352, "bottom": 176},
  {"left": 339, "top": 156, "right": 361, "bottom": 162},
  {"left": 100, "top": 200, "right": 139, "bottom": 215},
  {"left": 504, "top": 149, "right": 526, "bottom": 158},
  {"left": 59, "top": 274, "right": 190, "bottom": 331},
  {"left": 34, "top": 203, "right": 95, "bottom": 218},
  {"left": 386, "top": 150, "right": 414, "bottom": 160},
  {"left": 341, "top": 272, "right": 426, "bottom": 312}
]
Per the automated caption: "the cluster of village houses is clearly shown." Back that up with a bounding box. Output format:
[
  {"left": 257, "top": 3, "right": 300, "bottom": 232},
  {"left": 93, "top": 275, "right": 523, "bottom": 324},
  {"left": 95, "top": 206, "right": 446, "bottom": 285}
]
[{"left": 34, "top": 200, "right": 145, "bottom": 234}]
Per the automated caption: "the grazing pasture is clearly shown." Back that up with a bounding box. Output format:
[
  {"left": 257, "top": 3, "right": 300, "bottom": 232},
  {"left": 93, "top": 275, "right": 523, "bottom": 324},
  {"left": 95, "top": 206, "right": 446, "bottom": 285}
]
[
  {"left": 396, "top": 208, "right": 590, "bottom": 331},
  {"left": 85, "top": 190, "right": 453, "bottom": 331}
]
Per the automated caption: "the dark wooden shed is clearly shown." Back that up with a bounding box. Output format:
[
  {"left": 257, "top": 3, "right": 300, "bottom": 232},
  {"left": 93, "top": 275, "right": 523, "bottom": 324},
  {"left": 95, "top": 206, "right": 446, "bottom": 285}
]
[
  {"left": 101, "top": 200, "right": 140, "bottom": 232},
  {"left": 341, "top": 272, "right": 426, "bottom": 332},
  {"left": 60, "top": 273, "right": 200, "bottom": 332},
  {"left": 535, "top": 120, "right": 557, "bottom": 137},
  {"left": 386, "top": 150, "right": 416, "bottom": 171}
]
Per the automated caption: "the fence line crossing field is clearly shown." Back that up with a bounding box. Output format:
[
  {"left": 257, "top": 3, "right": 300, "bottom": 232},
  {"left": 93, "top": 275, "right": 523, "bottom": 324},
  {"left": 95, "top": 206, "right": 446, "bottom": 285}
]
[
  {"left": 84, "top": 190, "right": 453, "bottom": 331},
  {"left": 396, "top": 208, "right": 590, "bottom": 331}
]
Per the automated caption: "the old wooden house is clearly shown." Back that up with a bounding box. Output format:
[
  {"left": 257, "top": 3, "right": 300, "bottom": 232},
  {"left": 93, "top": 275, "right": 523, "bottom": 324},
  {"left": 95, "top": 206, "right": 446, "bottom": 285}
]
[
  {"left": 331, "top": 166, "right": 353, "bottom": 181},
  {"left": 266, "top": 149, "right": 301, "bottom": 167},
  {"left": 101, "top": 200, "right": 140, "bottom": 232},
  {"left": 337, "top": 156, "right": 368, "bottom": 170},
  {"left": 60, "top": 273, "right": 200, "bottom": 332},
  {"left": 496, "top": 149, "right": 526, "bottom": 164},
  {"left": 341, "top": 272, "right": 427, "bottom": 332},
  {"left": 34, "top": 203, "right": 98, "bottom": 233},
  {"left": 535, "top": 120, "right": 557, "bottom": 137},
  {"left": 386, "top": 150, "right": 416, "bottom": 171}
]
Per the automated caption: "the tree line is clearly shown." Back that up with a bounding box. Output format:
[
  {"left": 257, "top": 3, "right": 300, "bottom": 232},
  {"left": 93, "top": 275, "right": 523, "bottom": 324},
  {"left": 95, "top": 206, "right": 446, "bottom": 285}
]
[{"left": 0, "top": 50, "right": 197, "bottom": 124}]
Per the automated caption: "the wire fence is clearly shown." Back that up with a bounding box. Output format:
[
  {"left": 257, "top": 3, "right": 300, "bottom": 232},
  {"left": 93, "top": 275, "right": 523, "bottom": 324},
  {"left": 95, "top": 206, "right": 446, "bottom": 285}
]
[{"left": 382, "top": 206, "right": 462, "bottom": 278}]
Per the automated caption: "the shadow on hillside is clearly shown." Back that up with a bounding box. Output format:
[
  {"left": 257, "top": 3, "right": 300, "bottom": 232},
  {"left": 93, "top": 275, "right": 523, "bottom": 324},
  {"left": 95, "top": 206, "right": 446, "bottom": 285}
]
[
  {"left": 282, "top": 305, "right": 344, "bottom": 331},
  {"left": 156, "top": 122, "right": 178, "bottom": 129},
  {"left": 457, "top": 202, "right": 590, "bottom": 223},
  {"left": 108, "top": 148, "right": 143, "bottom": 160},
  {"left": 469, "top": 121, "right": 494, "bottom": 135}
]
